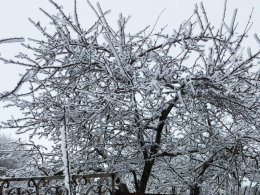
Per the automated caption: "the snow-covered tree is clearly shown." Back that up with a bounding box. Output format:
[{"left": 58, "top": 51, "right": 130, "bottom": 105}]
[
  {"left": 0, "top": 135, "right": 43, "bottom": 177},
  {"left": 0, "top": 135, "right": 20, "bottom": 176},
  {"left": 1, "top": 0, "right": 260, "bottom": 194}
]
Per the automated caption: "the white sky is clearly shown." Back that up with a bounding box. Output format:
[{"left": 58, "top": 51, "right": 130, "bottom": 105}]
[{"left": 0, "top": 0, "right": 259, "bottom": 146}]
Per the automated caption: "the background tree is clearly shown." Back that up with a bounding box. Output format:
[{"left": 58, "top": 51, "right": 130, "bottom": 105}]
[
  {"left": 1, "top": 0, "right": 260, "bottom": 194},
  {"left": 0, "top": 134, "right": 19, "bottom": 176},
  {"left": 0, "top": 133, "right": 48, "bottom": 177}
]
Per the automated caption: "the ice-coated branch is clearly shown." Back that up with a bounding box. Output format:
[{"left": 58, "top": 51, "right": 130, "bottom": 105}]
[{"left": 0, "top": 37, "right": 25, "bottom": 44}]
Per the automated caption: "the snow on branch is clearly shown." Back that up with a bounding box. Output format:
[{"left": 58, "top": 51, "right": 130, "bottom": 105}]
[{"left": 0, "top": 38, "right": 25, "bottom": 45}]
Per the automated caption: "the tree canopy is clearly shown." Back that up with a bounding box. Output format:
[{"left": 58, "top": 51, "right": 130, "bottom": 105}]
[{"left": 1, "top": 0, "right": 260, "bottom": 194}]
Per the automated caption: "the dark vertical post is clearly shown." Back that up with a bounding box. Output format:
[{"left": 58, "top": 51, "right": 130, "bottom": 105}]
[{"left": 111, "top": 174, "right": 115, "bottom": 195}]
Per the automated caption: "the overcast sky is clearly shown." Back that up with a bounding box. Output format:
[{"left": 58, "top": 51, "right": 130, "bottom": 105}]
[{"left": 0, "top": 0, "right": 259, "bottom": 146}]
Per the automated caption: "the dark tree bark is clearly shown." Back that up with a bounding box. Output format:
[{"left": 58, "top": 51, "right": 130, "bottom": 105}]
[
  {"left": 190, "top": 186, "right": 201, "bottom": 195},
  {"left": 137, "top": 160, "right": 155, "bottom": 194}
]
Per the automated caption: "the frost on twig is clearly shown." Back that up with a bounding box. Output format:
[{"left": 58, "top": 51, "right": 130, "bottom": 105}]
[{"left": 0, "top": 38, "right": 25, "bottom": 45}]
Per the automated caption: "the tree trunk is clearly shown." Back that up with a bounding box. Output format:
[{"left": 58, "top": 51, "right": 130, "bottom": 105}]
[
  {"left": 190, "top": 184, "right": 200, "bottom": 195},
  {"left": 136, "top": 160, "right": 155, "bottom": 195}
]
